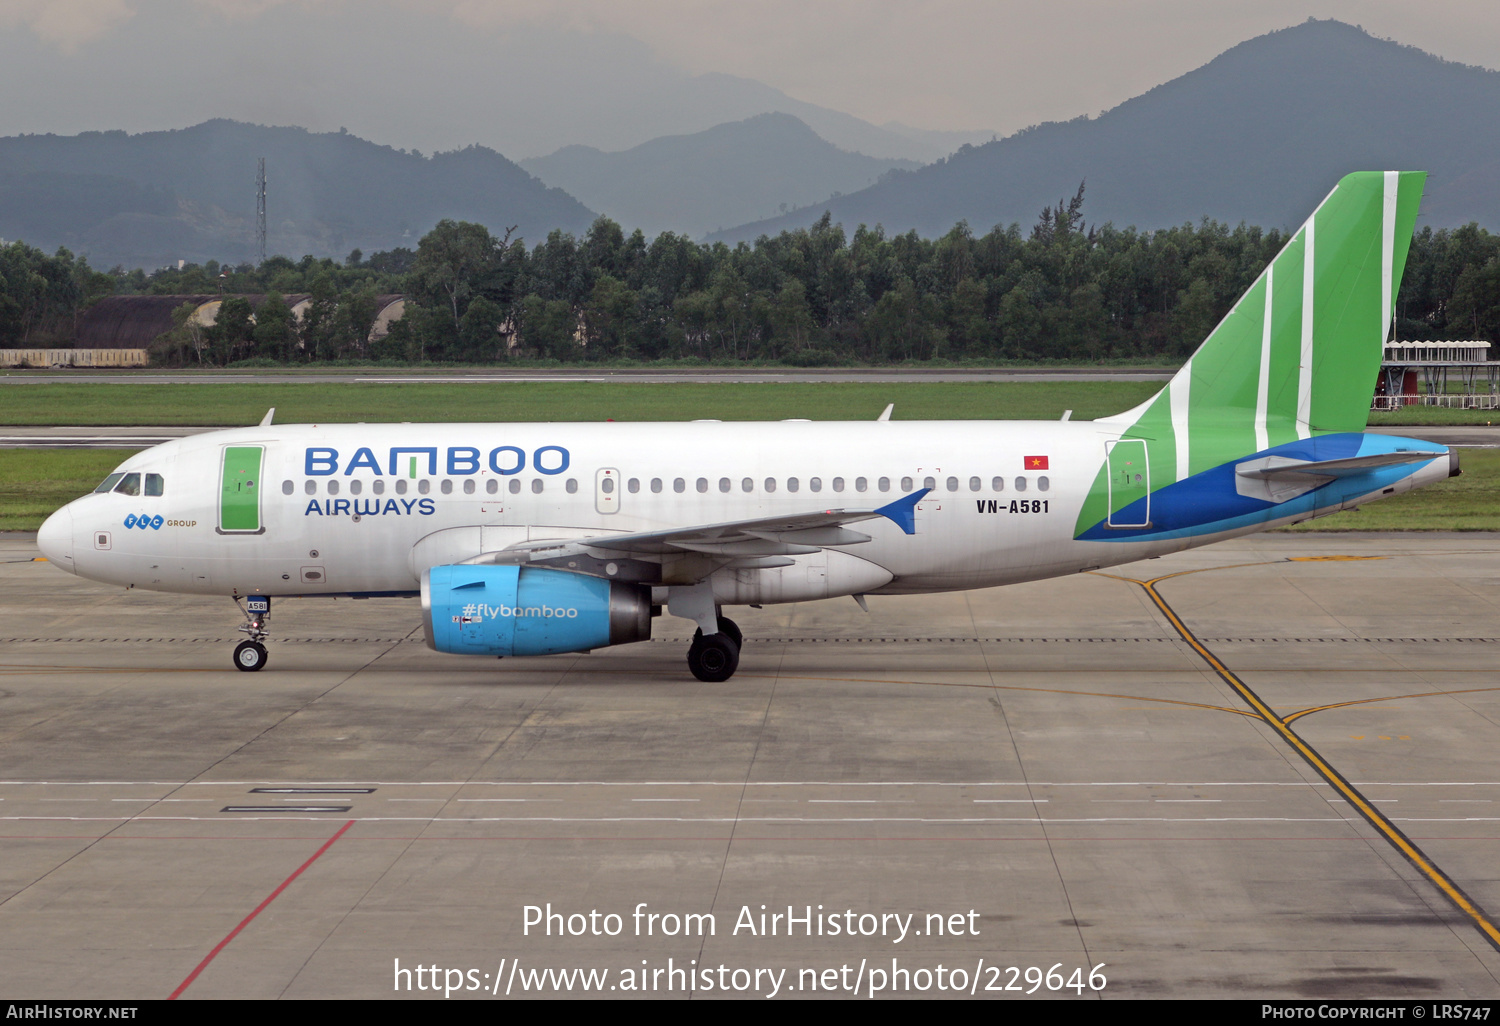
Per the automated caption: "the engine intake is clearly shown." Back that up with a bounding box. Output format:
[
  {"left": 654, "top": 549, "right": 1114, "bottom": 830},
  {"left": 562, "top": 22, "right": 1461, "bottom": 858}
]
[{"left": 422, "top": 565, "right": 651, "bottom": 656}]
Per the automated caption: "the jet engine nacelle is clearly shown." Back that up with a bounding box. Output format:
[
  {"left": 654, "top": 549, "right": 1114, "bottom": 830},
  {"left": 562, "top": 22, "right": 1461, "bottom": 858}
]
[{"left": 422, "top": 565, "right": 651, "bottom": 657}]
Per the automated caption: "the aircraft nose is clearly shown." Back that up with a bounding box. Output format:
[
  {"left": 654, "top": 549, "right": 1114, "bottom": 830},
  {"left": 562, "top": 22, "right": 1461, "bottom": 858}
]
[{"left": 36, "top": 505, "right": 76, "bottom": 574}]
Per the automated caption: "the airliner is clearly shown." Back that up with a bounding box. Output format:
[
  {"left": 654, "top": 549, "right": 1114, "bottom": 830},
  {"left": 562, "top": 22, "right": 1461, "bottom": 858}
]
[{"left": 36, "top": 172, "right": 1457, "bottom": 681}]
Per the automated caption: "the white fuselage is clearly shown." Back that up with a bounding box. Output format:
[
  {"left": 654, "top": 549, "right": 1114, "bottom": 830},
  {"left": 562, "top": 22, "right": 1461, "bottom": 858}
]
[{"left": 39, "top": 419, "right": 1443, "bottom": 605}]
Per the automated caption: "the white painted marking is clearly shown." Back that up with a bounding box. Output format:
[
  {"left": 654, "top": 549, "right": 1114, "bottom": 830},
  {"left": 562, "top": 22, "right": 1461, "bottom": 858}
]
[
  {"left": 1256, "top": 265, "right": 1273, "bottom": 452},
  {"left": 1383, "top": 171, "right": 1397, "bottom": 344},
  {"left": 1171, "top": 362, "right": 1191, "bottom": 480},
  {"left": 1298, "top": 220, "right": 1315, "bottom": 438}
]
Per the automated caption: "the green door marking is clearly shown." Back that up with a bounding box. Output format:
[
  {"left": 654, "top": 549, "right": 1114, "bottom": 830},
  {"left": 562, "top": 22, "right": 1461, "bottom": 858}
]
[
  {"left": 219, "top": 445, "right": 264, "bottom": 533},
  {"left": 1106, "top": 439, "right": 1150, "bottom": 528}
]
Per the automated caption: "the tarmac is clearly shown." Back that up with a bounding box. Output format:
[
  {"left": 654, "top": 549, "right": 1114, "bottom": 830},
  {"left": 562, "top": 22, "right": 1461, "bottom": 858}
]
[{"left": 1, "top": 532, "right": 1499, "bottom": 999}]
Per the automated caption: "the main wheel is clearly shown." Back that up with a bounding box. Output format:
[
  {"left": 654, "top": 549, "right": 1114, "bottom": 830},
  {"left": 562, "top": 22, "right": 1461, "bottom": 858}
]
[
  {"left": 687, "top": 633, "right": 739, "bottom": 683},
  {"left": 234, "top": 640, "right": 268, "bottom": 672}
]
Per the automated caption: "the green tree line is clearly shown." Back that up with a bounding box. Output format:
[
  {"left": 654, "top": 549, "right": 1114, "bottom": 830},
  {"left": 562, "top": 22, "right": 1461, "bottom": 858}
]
[{"left": 4, "top": 190, "right": 1498, "bottom": 362}]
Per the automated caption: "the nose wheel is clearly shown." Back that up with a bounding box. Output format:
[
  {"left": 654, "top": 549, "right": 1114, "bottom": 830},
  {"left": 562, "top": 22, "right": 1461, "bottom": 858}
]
[
  {"left": 234, "top": 640, "right": 269, "bottom": 672},
  {"left": 232, "top": 595, "right": 272, "bottom": 672}
]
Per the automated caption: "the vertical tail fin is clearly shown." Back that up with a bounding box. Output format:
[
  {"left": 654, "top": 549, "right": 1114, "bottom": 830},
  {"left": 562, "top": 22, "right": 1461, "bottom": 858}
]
[{"left": 1099, "top": 171, "right": 1426, "bottom": 484}]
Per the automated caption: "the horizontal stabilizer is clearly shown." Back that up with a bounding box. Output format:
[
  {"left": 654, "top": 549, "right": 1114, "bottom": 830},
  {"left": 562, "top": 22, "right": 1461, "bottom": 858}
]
[{"left": 1237, "top": 450, "right": 1446, "bottom": 480}]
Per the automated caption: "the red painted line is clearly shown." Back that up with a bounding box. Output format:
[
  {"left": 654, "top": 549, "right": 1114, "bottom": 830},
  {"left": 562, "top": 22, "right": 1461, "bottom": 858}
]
[{"left": 168, "top": 819, "right": 354, "bottom": 1000}]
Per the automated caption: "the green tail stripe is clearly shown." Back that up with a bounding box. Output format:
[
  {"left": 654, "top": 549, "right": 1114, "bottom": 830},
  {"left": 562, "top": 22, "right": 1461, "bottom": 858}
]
[{"left": 1075, "top": 171, "right": 1426, "bottom": 535}]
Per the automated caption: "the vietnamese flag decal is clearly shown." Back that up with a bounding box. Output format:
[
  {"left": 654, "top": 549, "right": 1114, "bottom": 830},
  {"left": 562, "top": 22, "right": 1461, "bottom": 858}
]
[{"left": 1024, "top": 455, "right": 1049, "bottom": 470}]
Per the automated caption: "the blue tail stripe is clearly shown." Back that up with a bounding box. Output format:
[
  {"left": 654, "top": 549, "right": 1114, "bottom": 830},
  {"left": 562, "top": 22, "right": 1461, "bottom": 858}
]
[{"left": 1077, "top": 434, "right": 1445, "bottom": 542}]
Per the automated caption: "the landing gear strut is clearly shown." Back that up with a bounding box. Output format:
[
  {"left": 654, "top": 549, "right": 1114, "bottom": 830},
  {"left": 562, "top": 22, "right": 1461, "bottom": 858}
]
[
  {"left": 687, "top": 615, "right": 741, "bottom": 683},
  {"left": 233, "top": 596, "right": 271, "bottom": 672}
]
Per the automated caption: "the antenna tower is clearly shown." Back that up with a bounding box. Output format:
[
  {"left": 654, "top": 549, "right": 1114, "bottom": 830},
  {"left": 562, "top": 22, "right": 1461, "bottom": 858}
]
[{"left": 255, "top": 157, "right": 267, "bottom": 265}]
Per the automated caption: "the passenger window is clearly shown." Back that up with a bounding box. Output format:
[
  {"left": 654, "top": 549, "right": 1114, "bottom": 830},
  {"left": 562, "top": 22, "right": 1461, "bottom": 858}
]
[
  {"left": 787, "top": 477, "right": 799, "bottom": 493},
  {"left": 719, "top": 478, "right": 731, "bottom": 493},
  {"left": 923, "top": 476, "right": 936, "bottom": 490},
  {"left": 417, "top": 480, "right": 430, "bottom": 495},
  {"left": 945, "top": 476, "right": 958, "bottom": 492},
  {"left": 373, "top": 479, "right": 385, "bottom": 495},
  {"left": 304, "top": 480, "right": 316, "bottom": 495},
  {"left": 509, "top": 479, "right": 521, "bottom": 494},
  {"left": 1015, "top": 477, "right": 1028, "bottom": 492},
  {"left": 901, "top": 476, "right": 912, "bottom": 491},
  {"left": 396, "top": 479, "right": 409, "bottom": 495},
  {"left": 764, "top": 478, "right": 776, "bottom": 493},
  {"left": 1037, "top": 476, "right": 1050, "bottom": 492},
  {"left": 463, "top": 479, "right": 475, "bottom": 494},
  {"left": 94, "top": 473, "right": 124, "bottom": 494},
  {"left": 566, "top": 479, "right": 578, "bottom": 494},
  {"left": 531, "top": 479, "right": 543, "bottom": 494},
  {"left": 674, "top": 478, "right": 686, "bottom": 493},
  {"left": 877, "top": 477, "right": 890, "bottom": 492},
  {"left": 742, "top": 478, "right": 754, "bottom": 493},
  {"left": 855, "top": 477, "right": 868, "bottom": 492},
  {"left": 628, "top": 478, "right": 640, "bottom": 494},
  {"left": 486, "top": 479, "right": 499, "bottom": 494},
  {"left": 992, "top": 476, "right": 1004, "bottom": 492},
  {"left": 349, "top": 479, "right": 362, "bottom": 495},
  {"left": 969, "top": 476, "right": 981, "bottom": 492},
  {"left": 810, "top": 477, "right": 822, "bottom": 492},
  {"left": 440, "top": 480, "right": 453, "bottom": 494},
  {"left": 282, "top": 480, "right": 294, "bottom": 496},
  {"left": 651, "top": 478, "right": 663, "bottom": 493},
  {"left": 832, "top": 477, "right": 845, "bottom": 492},
  {"left": 601, "top": 478, "right": 615, "bottom": 494},
  {"left": 114, "top": 473, "right": 141, "bottom": 496},
  {"left": 696, "top": 478, "right": 708, "bottom": 493},
  {"left": 145, "top": 473, "right": 164, "bottom": 496},
  {"left": 327, "top": 480, "right": 340, "bottom": 495}
]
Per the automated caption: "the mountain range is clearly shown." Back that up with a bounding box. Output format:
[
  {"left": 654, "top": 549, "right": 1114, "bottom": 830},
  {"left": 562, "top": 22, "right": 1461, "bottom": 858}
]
[
  {"left": 520, "top": 114, "right": 918, "bottom": 238},
  {"left": 712, "top": 20, "right": 1500, "bottom": 242},
  {"left": 2, "top": 19, "right": 1498, "bottom": 273},
  {"left": 0, "top": 121, "right": 595, "bottom": 270}
]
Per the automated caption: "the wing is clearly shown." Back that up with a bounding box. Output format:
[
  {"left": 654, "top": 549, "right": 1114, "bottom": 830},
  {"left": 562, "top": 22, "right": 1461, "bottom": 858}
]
[{"left": 457, "top": 489, "right": 930, "bottom": 580}]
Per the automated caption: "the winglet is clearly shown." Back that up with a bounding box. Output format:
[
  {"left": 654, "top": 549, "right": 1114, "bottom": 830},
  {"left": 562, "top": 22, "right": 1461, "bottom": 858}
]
[
  {"left": 877, "top": 403, "right": 894, "bottom": 422},
  {"left": 874, "top": 488, "right": 930, "bottom": 535},
  {"left": 259, "top": 407, "right": 275, "bottom": 427}
]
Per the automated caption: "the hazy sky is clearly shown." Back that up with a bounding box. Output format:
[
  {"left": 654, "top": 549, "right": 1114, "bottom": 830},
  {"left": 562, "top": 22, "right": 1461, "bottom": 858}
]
[{"left": 1, "top": 0, "right": 1497, "bottom": 156}]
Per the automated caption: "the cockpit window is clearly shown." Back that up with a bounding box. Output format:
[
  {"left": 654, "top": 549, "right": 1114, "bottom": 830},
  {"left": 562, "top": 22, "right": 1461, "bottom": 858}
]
[
  {"left": 145, "top": 473, "right": 164, "bottom": 496},
  {"left": 94, "top": 473, "right": 125, "bottom": 494},
  {"left": 113, "top": 473, "right": 141, "bottom": 496}
]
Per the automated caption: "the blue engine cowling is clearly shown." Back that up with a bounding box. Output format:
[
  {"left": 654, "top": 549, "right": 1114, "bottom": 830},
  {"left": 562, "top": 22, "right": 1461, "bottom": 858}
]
[{"left": 422, "top": 564, "right": 652, "bottom": 656}]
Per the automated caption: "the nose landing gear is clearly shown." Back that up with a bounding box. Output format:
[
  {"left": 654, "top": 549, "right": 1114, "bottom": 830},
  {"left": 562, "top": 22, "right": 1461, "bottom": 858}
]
[{"left": 233, "top": 596, "right": 271, "bottom": 672}]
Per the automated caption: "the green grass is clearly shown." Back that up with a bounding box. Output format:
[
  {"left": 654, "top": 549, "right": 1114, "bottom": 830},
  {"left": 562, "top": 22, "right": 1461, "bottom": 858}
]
[
  {"left": 2, "top": 379, "right": 1495, "bottom": 425},
  {"left": 0, "top": 449, "right": 137, "bottom": 531},
  {"left": 1366, "top": 406, "right": 1500, "bottom": 427},
  {"left": 1280, "top": 447, "right": 1500, "bottom": 532},
  {"left": 0, "top": 381, "right": 1162, "bottom": 426}
]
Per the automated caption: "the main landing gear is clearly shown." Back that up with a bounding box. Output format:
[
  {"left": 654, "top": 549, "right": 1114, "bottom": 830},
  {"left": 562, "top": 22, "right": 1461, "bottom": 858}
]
[
  {"left": 233, "top": 596, "right": 271, "bottom": 672},
  {"left": 688, "top": 615, "right": 741, "bottom": 683}
]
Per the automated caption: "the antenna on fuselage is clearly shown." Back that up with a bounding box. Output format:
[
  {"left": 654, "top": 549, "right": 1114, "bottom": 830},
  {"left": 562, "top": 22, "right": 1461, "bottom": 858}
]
[
  {"left": 259, "top": 407, "right": 275, "bottom": 427},
  {"left": 877, "top": 404, "right": 894, "bottom": 422}
]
